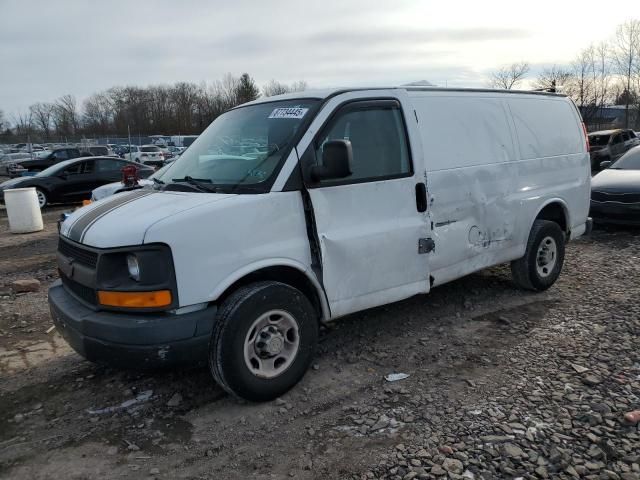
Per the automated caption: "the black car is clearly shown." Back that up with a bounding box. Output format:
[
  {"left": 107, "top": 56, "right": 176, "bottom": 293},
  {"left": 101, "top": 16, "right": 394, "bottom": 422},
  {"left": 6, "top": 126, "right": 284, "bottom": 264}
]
[
  {"left": 81, "top": 145, "right": 116, "bottom": 157},
  {"left": 9, "top": 147, "right": 82, "bottom": 176},
  {"left": 590, "top": 145, "right": 640, "bottom": 225},
  {"left": 0, "top": 157, "right": 154, "bottom": 208}
]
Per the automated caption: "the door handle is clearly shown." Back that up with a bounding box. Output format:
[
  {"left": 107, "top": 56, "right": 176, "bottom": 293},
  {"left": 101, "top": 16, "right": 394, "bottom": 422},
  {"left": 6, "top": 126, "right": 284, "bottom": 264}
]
[{"left": 415, "top": 183, "right": 427, "bottom": 213}]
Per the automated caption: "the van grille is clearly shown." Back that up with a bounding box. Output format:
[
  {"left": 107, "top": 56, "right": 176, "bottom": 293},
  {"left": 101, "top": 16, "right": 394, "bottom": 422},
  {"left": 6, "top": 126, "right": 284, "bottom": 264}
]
[
  {"left": 58, "top": 239, "right": 98, "bottom": 268},
  {"left": 592, "top": 191, "right": 640, "bottom": 204},
  {"left": 60, "top": 272, "right": 97, "bottom": 306}
]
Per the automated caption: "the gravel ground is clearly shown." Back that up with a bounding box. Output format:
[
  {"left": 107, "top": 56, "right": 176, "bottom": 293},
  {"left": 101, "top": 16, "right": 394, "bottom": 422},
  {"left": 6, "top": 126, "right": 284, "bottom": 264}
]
[{"left": 0, "top": 203, "right": 639, "bottom": 480}]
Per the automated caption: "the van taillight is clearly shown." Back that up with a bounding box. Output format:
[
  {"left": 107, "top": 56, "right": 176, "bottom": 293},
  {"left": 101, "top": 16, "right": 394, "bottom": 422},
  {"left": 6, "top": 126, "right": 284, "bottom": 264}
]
[{"left": 582, "top": 123, "right": 590, "bottom": 152}]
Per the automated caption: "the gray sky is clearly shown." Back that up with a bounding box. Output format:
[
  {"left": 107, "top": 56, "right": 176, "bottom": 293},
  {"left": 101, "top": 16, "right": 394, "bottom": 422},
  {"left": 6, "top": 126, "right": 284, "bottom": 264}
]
[{"left": 1, "top": 0, "right": 637, "bottom": 116}]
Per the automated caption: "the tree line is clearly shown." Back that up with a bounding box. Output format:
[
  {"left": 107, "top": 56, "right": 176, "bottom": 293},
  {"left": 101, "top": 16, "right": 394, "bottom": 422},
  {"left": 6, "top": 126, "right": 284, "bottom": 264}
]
[
  {"left": 2, "top": 19, "right": 639, "bottom": 144},
  {"left": 489, "top": 19, "right": 640, "bottom": 129},
  {"left": 1, "top": 73, "right": 306, "bottom": 144}
]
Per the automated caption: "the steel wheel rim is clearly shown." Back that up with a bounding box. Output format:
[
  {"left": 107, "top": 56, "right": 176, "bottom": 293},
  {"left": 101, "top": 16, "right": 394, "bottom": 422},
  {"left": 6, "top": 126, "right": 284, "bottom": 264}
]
[
  {"left": 243, "top": 309, "right": 300, "bottom": 379},
  {"left": 536, "top": 236, "right": 557, "bottom": 278},
  {"left": 36, "top": 190, "right": 46, "bottom": 208}
]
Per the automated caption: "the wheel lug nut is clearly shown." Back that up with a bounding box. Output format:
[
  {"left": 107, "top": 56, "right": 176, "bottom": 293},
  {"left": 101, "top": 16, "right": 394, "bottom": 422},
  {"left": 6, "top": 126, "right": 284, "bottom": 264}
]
[
  {"left": 260, "top": 332, "right": 269, "bottom": 338},
  {"left": 256, "top": 341, "right": 265, "bottom": 348}
]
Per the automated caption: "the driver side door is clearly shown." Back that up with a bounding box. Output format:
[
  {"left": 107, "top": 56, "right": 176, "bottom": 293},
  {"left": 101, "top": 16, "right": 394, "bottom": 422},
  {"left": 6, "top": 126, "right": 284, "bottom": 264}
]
[{"left": 301, "top": 93, "right": 431, "bottom": 318}]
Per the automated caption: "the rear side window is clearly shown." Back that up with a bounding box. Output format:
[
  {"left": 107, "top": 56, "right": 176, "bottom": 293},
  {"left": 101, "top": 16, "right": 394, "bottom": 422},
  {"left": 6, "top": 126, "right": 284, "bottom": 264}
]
[
  {"left": 315, "top": 103, "right": 411, "bottom": 183},
  {"left": 589, "top": 134, "right": 610, "bottom": 147},
  {"left": 509, "top": 98, "right": 582, "bottom": 159},
  {"left": 96, "top": 159, "right": 125, "bottom": 172},
  {"left": 83, "top": 160, "right": 95, "bottom": 174},
  {"left": 62, "top": 163, "right": 82, "bottom": 175},
  {"left": 54, "top": 150, "right": 69, "bottom": 160}
]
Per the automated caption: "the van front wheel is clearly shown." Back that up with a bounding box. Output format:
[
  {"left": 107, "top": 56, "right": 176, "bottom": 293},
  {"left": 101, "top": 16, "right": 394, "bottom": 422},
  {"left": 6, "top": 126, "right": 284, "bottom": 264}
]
[
  {"left": 209, "top": 281, "right": 318, "bottom": 402},
  {"left": 511, "top": 220, "right": 565, "bottom": 291}
]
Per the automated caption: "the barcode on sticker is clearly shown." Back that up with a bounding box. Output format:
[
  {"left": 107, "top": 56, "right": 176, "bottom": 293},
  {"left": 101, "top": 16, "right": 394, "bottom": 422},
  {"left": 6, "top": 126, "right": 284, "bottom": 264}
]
[{"left": 269, "top": 107, "right": 308, "bottom": 119}]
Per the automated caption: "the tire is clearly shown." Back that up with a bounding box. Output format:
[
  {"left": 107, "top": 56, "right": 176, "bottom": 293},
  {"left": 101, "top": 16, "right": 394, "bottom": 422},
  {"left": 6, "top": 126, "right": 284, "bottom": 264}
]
[
  {"left": 209, "top": 281, "right": 318, "bottom": 402},
  {"left": 35, "top": 188, "right": 47, "bottom": 208},
  {"left": 511, "top": 219, "right": 565, "bottom": 291}
]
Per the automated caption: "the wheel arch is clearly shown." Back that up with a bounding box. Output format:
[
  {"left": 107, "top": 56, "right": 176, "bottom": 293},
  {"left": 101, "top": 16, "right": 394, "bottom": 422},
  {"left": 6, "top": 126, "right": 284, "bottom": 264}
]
[
  {"left": 532, "top": 199, "right": 570, "bottom": 235},
  {"left": 210, "top": 260, "right": 329, "bottom": 321}
]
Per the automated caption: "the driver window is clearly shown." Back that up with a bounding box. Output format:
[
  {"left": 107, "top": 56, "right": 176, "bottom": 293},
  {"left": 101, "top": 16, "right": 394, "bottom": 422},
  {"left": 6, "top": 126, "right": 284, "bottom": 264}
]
[
  {"left": 63, "top": 163, "right": 82, "bottom": 175},
  {"left": 611, "top": 135, "right": 623, "bottom": 145},
  {"left": 315, "top": 104, "right": 411, "bottom": 184}
]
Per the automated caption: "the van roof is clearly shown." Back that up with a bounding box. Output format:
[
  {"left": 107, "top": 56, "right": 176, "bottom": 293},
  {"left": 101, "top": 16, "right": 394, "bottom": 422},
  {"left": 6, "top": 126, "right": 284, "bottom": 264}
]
[{"left": 244, "top": 86, "right": 566, "bottom": 106}]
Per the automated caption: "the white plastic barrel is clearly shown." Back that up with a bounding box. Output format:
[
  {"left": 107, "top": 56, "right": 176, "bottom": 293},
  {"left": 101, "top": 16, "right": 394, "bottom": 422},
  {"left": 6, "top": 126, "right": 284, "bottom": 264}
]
[{"left": 5, "top": 187, "right": 44, "bottom": 234}]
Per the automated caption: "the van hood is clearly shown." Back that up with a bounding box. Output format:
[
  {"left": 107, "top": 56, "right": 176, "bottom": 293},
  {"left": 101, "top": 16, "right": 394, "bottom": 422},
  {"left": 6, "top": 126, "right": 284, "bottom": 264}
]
[{"left": 60, "top": 189, "right": 235, "bottom": 248}]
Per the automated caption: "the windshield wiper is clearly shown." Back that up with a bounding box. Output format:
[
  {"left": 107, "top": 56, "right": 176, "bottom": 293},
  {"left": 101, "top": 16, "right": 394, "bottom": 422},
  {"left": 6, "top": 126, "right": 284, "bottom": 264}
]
[
  {"left": 171, "top": 176, "right": 220, "bottom": 193},
  {"left": 152, "top": 177, "right": 164, "bottom": 185}
]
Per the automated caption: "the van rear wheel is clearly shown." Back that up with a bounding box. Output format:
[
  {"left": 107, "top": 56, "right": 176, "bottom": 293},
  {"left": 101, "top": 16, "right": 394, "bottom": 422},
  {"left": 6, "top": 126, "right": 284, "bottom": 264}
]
[
  {"left": 209, "top": 281, "right": 318, "bottom": 402},
  {"left": 511, "top": 220, "right": 565, "bottom": 291}
]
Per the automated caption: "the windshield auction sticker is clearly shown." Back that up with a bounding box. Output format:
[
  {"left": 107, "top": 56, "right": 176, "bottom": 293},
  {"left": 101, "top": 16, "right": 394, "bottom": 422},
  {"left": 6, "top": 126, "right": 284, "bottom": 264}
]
[{"left": 268, "top": 107, "right": 309, "bottom": 119}]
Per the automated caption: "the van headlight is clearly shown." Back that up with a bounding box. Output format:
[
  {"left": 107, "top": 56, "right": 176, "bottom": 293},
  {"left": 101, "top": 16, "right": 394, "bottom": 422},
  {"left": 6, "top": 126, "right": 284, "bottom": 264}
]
[
  {"left": 95, "top": 244, "right": 177, "bottom": 311},
  {"left": 126, "top": 254, "right": 140, "bottom": 281}
]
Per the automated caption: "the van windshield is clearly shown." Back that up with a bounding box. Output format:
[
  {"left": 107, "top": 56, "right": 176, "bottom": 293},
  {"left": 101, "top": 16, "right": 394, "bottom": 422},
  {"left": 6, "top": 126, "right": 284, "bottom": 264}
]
[{"left": 156, "top": 99, "right": 319, "bottom": 193}]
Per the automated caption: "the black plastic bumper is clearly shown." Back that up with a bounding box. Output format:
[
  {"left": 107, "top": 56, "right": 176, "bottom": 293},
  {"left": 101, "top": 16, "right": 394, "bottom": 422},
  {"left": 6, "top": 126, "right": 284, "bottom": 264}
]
[
  {"left": 48, "top": 281, "right": 216, "bottom": 368},
  {"left": 590, "top": 203, "right": 640, "bottom": 226}
]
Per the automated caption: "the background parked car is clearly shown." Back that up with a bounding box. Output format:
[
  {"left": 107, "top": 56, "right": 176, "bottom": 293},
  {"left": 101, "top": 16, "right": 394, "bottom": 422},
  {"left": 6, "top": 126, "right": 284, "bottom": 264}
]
[
  {"left": 8, "top": 147, "right": 83, "bottom": 177},
  {"left": 590, "top": 145, "right": 640, "bottom": 225},
  {"left": 116, "top": 145, "right": 140, "bottom": 159},
  {"left": 0, "top": 156, "right": 154, "bottom": 208},
  {"left": 81, "top": 145, "right": 116, "bottom": 157},
  {"left": 0, "top": 152, "right": 32, "bottom": 175},
  {"left": 130, "top": 144, "right": 166, "bottom": 167},
  {"left": 588, "top": 129, "right": 640, "bottom": 171}
]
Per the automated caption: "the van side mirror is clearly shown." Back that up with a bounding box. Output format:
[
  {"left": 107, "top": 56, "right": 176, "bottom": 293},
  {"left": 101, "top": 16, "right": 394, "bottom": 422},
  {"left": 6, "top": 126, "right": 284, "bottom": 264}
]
[
  {"left": 599, "top": 160, "right": 612, "bottom": 169},
  {"left": 311, "top": 140, "right": 353, "bottom": 181}
]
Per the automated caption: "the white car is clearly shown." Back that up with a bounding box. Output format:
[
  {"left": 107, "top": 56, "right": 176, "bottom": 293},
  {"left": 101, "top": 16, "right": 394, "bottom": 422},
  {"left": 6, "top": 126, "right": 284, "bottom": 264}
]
[
  {"left": 130, "top": 145, "right": 165, "bottom": 167},
  {"left": 52, "top": 86, "right": 591, "bottom": 401}
]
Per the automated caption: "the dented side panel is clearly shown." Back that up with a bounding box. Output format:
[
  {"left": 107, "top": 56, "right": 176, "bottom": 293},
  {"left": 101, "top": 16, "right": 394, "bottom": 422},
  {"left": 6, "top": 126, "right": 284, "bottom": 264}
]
[
  {"left": 410, "top": 91, "right": 589, "bottom": 286},
  {"left": 304, "top": 90, "right": 431, "bottom": 319}
]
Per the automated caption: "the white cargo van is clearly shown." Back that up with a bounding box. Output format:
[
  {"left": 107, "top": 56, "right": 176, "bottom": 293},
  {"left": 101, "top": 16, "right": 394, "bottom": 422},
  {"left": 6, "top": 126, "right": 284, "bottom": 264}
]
[{"left": 50, "top": 87, "right": 591, "bottom": 401}]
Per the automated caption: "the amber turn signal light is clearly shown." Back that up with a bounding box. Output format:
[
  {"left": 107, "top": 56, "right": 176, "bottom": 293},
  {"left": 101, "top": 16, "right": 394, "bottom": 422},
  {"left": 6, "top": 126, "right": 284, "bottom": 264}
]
[{"left": 97, "top": 290, "right": 172, "bottom": 308}]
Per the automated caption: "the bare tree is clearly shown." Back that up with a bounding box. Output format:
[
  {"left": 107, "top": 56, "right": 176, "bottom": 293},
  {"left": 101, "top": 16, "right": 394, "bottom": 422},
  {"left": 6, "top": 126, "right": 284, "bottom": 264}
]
[
  {"left": 263, "top": 80, "right": 290, "bottom": 97},
  {"left": 533, "top": 65, "right": 574, "bottom": 92},
  {"left": 52, "top": 94, "right": 79, "bottom": 139},
  {"left": 29, "top": 102, "right": 55, "bottom": 140},
  {"left": 12, "top": 111, "right": 33, "bottom": 141},
  {"left": 489, "top": 62, "right": 530, "bottom": 89},
  {"left": 612, "top": 19, "right": 640, "bottom": 127},
  {"left": 262, "top": 80, "right": 308, "bottom": 97},
  {"left": 0, "top": 109, "right": 5, "bottom": 132},
  {"left": 569, "top": 43, "right": 614, "bottom": 130}
]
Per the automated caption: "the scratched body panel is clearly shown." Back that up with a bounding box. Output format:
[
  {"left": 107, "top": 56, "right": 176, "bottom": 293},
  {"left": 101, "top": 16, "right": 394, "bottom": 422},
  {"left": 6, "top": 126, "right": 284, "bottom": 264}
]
[{"left": 409, "top": 91, "right": 589, "bottom": 286}]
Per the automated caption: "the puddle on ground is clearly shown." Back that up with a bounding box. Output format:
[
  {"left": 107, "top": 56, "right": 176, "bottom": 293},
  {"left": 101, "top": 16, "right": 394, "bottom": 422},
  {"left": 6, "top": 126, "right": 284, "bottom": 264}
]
[{"left": 0, "top": 334, "right": 72, "bottom": 374}]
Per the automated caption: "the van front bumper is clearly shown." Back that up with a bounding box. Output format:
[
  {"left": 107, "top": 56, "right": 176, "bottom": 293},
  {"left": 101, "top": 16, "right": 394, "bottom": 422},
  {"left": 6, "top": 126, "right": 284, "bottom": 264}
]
[{"left": 48, "top": 281, "right": 216, "bottom": 368}]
